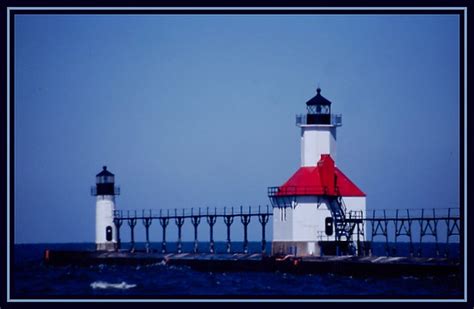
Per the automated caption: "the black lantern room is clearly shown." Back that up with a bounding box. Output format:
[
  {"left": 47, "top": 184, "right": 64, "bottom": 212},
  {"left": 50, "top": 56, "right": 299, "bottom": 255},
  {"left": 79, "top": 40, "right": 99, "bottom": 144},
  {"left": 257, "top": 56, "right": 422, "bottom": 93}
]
[
  {"left": 306, "top": 87, "right": 332, "bottom": 125},
  {"left": 91, "top": 166, "right": 120, "bottom": 196}
]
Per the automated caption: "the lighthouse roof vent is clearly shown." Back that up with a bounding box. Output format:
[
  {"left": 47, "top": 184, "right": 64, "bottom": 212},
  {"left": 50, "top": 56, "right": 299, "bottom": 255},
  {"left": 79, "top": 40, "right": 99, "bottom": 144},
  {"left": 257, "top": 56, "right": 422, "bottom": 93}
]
[
  {"left": 306, "top": 87, "right": 332, "bottom": 106},
  {"left": 96, "top": 165, "right": 114, "bottom": 177}
]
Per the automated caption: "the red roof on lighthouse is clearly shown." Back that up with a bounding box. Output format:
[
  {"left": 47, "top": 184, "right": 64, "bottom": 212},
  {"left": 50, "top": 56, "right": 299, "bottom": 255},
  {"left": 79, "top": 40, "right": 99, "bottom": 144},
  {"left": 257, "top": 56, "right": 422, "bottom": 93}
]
[{"left": 276, "top": 154, "right": 365, "bottom": 197}]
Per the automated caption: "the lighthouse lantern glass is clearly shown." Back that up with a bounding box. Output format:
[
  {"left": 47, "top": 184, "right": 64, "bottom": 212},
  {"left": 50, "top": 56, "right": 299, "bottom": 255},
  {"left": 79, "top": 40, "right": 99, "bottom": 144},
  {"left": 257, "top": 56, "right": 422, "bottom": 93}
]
[
  {"left": 307, "top": 103, "right": 330, "bottom": 115},
  {"left": 97, "top": 175, "right": 115, "bottom": 184}
]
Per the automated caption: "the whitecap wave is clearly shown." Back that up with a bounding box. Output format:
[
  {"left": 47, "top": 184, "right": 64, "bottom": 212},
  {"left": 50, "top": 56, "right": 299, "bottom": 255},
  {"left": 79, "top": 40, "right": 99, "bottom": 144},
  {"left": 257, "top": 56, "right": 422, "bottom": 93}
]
[{"left": 90, "top": 281, "right": 137, "bottom": 290}]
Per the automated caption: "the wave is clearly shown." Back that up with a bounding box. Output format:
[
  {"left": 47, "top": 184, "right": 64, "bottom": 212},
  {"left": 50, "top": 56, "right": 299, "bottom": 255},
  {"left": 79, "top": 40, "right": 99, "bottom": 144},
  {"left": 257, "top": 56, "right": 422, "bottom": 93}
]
[{"left": 90, "top": 281, "right": 137, "bottom": 290}]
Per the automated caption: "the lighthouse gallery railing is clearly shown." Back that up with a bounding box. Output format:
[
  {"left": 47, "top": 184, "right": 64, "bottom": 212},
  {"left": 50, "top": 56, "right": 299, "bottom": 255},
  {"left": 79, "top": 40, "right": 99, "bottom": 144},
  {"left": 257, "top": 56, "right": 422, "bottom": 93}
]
[{"left": 296, "top": 114, "right": 342, "bottom": 126}]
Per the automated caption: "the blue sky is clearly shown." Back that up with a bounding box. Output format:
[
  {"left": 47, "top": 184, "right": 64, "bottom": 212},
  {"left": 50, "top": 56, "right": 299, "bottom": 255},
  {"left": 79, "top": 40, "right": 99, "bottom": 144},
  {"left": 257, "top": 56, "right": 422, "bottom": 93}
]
[{"left": 14, "top": 14, "right": 460, "bottom": 243}]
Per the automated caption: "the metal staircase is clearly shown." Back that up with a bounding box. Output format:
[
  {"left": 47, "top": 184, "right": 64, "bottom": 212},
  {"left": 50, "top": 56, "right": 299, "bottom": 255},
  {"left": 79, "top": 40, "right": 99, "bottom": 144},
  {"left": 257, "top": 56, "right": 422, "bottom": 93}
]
[
  {"left": 327, "top": 196, "right": 365, "bottom": 250},
  {"left": 327, "top": 196, "right": 351, "bottom": 241}
]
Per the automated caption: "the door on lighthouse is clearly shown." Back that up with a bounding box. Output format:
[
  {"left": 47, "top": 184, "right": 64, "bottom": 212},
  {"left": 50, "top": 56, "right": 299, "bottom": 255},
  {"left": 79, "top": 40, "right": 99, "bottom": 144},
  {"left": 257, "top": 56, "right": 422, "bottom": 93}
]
[
  {"left": 325, "top": 217, "right": 334, "bottom": 236},
  {"left": 106, "top": 226, "right": 113, "bottom": 241}
]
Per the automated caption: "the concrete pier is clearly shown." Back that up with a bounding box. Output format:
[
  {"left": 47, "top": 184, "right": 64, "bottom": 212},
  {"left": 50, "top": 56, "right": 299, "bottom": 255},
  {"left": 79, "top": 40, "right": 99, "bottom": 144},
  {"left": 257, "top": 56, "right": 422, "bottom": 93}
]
[{"left": 43, "top": 250, "right": 460, "bottom": 277}]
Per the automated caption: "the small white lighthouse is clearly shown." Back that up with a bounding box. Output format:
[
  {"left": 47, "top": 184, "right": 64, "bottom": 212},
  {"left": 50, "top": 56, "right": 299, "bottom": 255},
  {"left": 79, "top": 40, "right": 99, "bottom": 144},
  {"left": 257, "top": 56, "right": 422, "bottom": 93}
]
[
  {"left": 269, "top": 88, "right": 366, "bottom": 256},
  {"left": 91, "top": 166, "right": 120, "bottom": 251}
]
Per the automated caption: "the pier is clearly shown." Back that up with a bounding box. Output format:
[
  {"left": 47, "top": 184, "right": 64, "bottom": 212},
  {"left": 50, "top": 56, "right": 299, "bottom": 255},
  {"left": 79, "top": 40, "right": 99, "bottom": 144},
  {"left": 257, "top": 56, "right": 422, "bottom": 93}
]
[
  {"left": 43, "top": 250, "right": 460, "bottom": 277},
  {"left": 43, "top": 205, "right": 461, "bottom": 277},
  {"left": 109, "top": 206, "right": 460, "bottom": 258},
  {"left": 45, "top": 165, "right": 462, "bottom": 278}
]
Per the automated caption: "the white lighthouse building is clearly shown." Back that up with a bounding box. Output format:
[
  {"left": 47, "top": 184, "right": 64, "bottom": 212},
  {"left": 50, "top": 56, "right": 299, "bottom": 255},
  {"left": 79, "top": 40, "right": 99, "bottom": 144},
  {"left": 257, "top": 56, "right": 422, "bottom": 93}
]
[
  {"left": 268, "top": 88, "right": 366, "bottom": 256},
  {"left": 91, "top": 166, "right": 120, "bottom": 251}
]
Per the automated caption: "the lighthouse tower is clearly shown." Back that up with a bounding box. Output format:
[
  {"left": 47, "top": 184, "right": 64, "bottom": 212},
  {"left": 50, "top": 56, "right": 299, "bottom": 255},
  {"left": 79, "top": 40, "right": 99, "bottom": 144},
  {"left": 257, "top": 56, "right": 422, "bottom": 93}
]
[
  {"left": 268, "top": 88, "right": 366, "bottom": 256},
  {"left": 91, "top": 166, "right": 120, "bottom": 251},
  {"left": 300, "top": 87, "right": 338, "bottom": 165}
]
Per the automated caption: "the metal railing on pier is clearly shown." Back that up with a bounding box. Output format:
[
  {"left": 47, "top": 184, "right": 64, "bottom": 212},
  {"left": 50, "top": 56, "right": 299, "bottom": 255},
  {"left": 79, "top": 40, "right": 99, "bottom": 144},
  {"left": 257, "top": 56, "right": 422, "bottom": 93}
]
[
  {"left": 114, "top": 206, "right": 271, "bottom": 255},
  {"left": 366, "top": 208, "right": 460, "bottom": 257},
  {"left": 112, "top": 206, "right": 460, "bottom": 258}
]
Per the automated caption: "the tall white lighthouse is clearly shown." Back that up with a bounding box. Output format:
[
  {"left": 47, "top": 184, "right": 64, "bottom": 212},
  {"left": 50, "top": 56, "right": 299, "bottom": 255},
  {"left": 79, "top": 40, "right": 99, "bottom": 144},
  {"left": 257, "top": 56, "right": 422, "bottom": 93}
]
[
  {"left": 91, "top": 166, "right": 120, "bottom": 251},
  {"left": 268, "top": 88, "right": 366, "bottom": 256}
]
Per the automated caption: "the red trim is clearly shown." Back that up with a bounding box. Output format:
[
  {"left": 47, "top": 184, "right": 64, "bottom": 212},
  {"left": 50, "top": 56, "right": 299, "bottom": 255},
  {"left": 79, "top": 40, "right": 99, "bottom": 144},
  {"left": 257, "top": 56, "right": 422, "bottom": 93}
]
[{"left": 277, "top": 155, "right": 365, "bottom": 197}]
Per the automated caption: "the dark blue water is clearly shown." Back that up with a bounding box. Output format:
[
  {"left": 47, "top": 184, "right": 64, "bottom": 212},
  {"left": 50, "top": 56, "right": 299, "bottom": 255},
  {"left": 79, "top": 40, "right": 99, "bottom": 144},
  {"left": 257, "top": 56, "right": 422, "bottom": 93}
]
[{"left": 12, "top": 242, "right": 462, "bottom": 298}]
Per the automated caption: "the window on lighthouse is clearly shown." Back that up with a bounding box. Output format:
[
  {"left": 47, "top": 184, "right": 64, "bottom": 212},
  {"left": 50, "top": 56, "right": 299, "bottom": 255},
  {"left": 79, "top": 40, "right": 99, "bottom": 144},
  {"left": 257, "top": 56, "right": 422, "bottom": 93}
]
[
  {"left": 307, "top": 104, "right": 330, "bottom": 115},
  {"left": 279, "top": 207, "right": 288, "bottom": 222}
]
